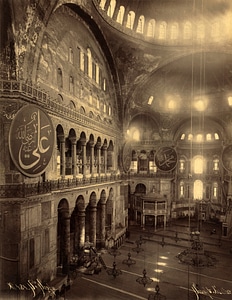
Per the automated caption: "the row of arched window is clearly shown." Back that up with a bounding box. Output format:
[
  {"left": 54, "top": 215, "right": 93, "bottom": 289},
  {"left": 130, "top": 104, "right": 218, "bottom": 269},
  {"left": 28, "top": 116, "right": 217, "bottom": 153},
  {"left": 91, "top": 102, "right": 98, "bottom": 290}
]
[
  {"left": 99, "top": 0, "right": 226, "bottom": 42},
  {"left": 180, "top": 132, "right": 220, "bottom": 142},
  {"left": 57, "top": 46, "right": 108, "bottom": 92},
  {"left": 130, "top": 150, "right": 220, "bottom": 175},
  {"left": 179, "top": 180, "right": 219, "bottom": 200}
]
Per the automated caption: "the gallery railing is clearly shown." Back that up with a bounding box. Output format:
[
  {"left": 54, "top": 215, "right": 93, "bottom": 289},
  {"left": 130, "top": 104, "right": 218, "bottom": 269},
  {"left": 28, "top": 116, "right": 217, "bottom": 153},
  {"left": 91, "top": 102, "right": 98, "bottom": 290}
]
[{"left": 0, "top": 80, "right": 119, "bottom": 135}]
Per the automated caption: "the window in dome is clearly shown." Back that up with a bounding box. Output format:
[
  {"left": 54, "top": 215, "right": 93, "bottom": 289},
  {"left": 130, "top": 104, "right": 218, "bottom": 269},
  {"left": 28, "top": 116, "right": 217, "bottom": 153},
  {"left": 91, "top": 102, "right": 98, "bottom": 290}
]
[
  {"left": 193, "top": 180, "right": 203, "bottom": 200},
  {"left": 107, "top": 0, "right": 116, "bottom": 18},
  {"left": 194, "top": 157, "right": 203, "bottom": 174},
  {"left": 180, "top": 133, "right": 185, "bottom": 140},
  {"left": 183, "top": 22, "right": 192, "bottom": 40},
  {"left": 147, "top": 19, "right": 155, "bottom": 37},
  {"left": 159, "top": 22, "right": 167, "bottom": 40},
  {"left": 116, "top": 6, "right": 125, "bottom": 24},
  {"left": 197, "top": 22, "right": 205, "bottom": 40},
  {"left": 196, "top": 134, "right": 203, "bottom": 142},
  {"left": 132, "top": 130, "right": 140, "bottom": 141},
  {"left": 214, "top": 133, "right": 219, "bottom": 140},
  {"left": 126, "top": 11, "right": 135, "bottom": 30},
  {"left": 211, "top": 21, "right": 220, "bottom": 40},
  {"left": 206, "top": 133, "right": 212, "bottom": 141},
  {"left": 99, "top": 0, "right": 107, "bottom": 10},
  {"left": 148, "top": 96, "right": 153, "bottom": 105},
  {"left": 109, "top": 104, "right": 112, "bottom": 116},
  {"left": 136, "top": 15, "right": 145, "bottom": 34},
  {"left": 170, "top": 23, "right": 178, "bottom": 40},
  {"left": 188, "top": 133, "right": 193, "bottom": 140},
  {"left": 103, "top": 103, "right": 106, "bottom": 113}
]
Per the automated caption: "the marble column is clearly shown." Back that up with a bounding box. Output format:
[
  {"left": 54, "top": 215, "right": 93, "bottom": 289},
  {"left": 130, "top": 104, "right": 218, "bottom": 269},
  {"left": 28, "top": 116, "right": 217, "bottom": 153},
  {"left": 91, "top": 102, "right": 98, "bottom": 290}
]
[
  {"left": 62, "top": 209, "right": 70, "bottom": 274},
  {"left": 90, "top": 143, "right": 94, "bottom": 176},
  {"left": 89, "top": 205, "right": 97, "bottom": 247},
  {"left": 78, "top": 210, "right": 85, "bottom": 248},
  {"left": 59, "top": 137, "right": 66, "bottom": 179},
  {"left": 100, "top": 202, "right": 106, "bottom": 248},
  {"left": 103, "top": 146, "right": 107, "bottom": 174},
  {"left": 70, "top": 138, "right": 77, "bottom": 178},
  {"left": 97, "top": 145, "right": 101, "bottom": 176},
  {"left": 81, "top": 141, "right": 86, "bottom": 178}
]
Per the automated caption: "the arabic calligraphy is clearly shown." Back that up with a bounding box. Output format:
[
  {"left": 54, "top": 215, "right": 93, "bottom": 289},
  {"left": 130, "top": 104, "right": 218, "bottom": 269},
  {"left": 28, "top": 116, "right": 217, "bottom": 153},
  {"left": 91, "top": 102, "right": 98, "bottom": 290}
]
[
  {"left": 155, "top": 146, "right": 177, "bottom": 172},
  {"left": 9, "top": 105, "right": 54, "bottom": 177}
]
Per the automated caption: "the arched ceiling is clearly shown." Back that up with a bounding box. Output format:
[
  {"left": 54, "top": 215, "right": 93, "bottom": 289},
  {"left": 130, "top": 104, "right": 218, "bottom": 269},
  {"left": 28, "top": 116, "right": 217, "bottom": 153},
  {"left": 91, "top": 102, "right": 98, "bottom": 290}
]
[{"left": 93, "top": 0, "right": 232, "bottom": 129}]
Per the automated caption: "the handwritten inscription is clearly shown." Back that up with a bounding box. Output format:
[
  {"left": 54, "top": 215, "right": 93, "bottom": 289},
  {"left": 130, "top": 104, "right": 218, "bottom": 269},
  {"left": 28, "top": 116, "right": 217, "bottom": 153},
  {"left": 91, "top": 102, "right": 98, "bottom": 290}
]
[
  {"left": 9, "top": 105, "right": 54, "bottom": 177},
  {"left": 192, "top": 283, "right": 232, "bottom": 299},
  {"left": 7, "top": 278, "right": 56, "bottom": 298}
]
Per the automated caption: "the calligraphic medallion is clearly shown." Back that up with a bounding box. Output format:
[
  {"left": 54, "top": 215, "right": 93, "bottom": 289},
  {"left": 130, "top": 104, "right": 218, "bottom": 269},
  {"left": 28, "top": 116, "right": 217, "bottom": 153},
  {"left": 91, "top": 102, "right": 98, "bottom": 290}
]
[
  {"left": 155, "top": 146, "right": 177, "bottom": 172},
  {"left": 222, "top": 144, "right": 232, "bottom": 172},
  {"left": 9, "top": 105, "right": 54, "bottom": 177},
  {"left": 122, "top": 142, "right": 132, "bottom": 172}
]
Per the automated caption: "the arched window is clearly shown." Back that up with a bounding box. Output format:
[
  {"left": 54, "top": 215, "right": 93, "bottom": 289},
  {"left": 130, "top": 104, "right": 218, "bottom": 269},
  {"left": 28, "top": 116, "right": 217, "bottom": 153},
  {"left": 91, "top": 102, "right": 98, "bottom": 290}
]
[
  {"left": 103, "top": 103, "right": 106, "bottom": 113},
  {"left": 213, "top": 158, "right": 219, "bottom": 171},
  {"left": 116, "top": 6, "right": 125, "bottom": 24},
  {"left": 179, "top": 159, "right": 185, "bottom": 173},
  {"left": 184, "top": 22, "right": 192, "bottom": 40},
  {"left": 126, "top": 11, "right": 135, "bottom": 29},
  {"left": 136, "top": 15, "right": 145, "bottom": 34},
  {"left": 103, "top": 78, "right": 106, "bottom": 91},
  {"left": 147, "top": 19, "right": 155, "bottom": 37},
  {"left": 69, "top": 76, "right": 74, "bottom": 94},
  {"left": 159, "top": 22, "right": 167, "bottom": 40},
  {"left": 170, "top": 23, "right": 178, "bottom": 40},
  {"left": 107, "top": 0, "right": 116, "bottom": 18},
  {"left": 87, "top": 48, "right": 92, "bottom": 78},
  {"left": 180, "top": 181, "right": 184, "bottom": 197},
  {"left": 132, "top": 130, "right": 140, "bottom": 141},
  {"left": 57, "top": 68, "right": 63, "bottom": 88},
  {"left": 96, "top": 97, "right": 100, "bottom": 109},
  {"left": 109, "top": 104, "right": 112, "bottom": 116},
  {"left": 80, "top": 49, "right": 85, "bottom": 72},
  {"left": 213, "top": 183, "right": 218, "bottom": 198},
  {"left": 96, "top": 63, "right": 100, "bottom": 84},
  {"left": 194, "top": 156, "right": 203, "bottom": 174},
  {"left": 193, "top": 180, "right": 203, "bottom": 200},
  {"left": 69, "top": 47, "right": 73, "bottom": 64}
]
